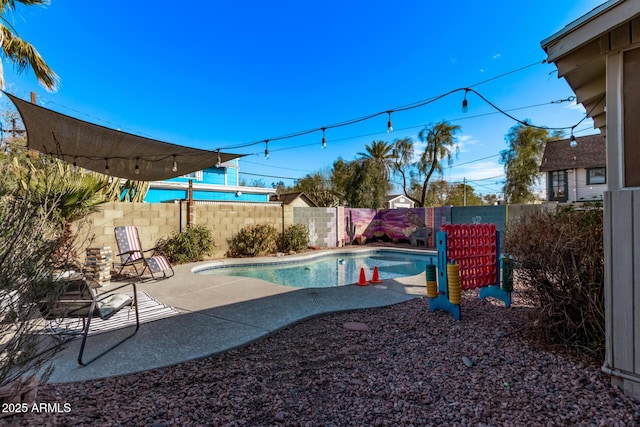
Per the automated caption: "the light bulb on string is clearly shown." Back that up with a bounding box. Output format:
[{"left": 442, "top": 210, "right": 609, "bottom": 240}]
[
  {"left": 104, "top": 158, "right": 109, "bottom": 173},
  {"left": 462, "top": 89, "right": 469, "bottom": 113},
  {"left": 135, "top": 157, "right": 140, "bottom": 175},
  {"left": 387, "top": 111, "right": 393, "bottom": 133},
  {"left": 569, "top": 127, "right": 577, "bottom": 147},
  {"left": 216, "top": 149, "right": 222, "bottom": 168},
  {"left": 321, "top": 128, "right": 327, "bottom": 149},
  {"left": 264, "top": 140, "right": 270, "bottom": 159},
  {"left": 172, "top": 155, "right": 178, "bottom": 172}
]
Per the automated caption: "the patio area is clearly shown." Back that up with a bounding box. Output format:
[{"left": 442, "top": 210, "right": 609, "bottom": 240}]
[{"left": 45, "top": 250, "right": 430, "bottom": 383}]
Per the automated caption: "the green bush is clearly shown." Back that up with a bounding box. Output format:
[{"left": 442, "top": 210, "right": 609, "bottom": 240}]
[
  {"left": 503, "top": 203, "right": 604, "bottom": 359},
  {"left": 156, "top": 225, "right": 215, "bottom": 264},
  {"left": 278, "top": 224, "right": 309, "bottom": 253},
  {"left": 227, "top": 224, "right": 279, "bottom": 257}
]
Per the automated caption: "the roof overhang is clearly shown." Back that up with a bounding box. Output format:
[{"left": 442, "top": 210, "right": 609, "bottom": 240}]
[
  {"left": 5, "top": 92, "right": 244, "bottom": 181},
  {"left": 541, "top": 0, "right": 640, "bottom": 136}
]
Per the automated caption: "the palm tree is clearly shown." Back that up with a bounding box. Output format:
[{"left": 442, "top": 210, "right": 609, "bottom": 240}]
[
  {"left": 415, "top": 121, "right": 461, "bottom": 207},
  {"left": 0, "top": 0, "right": 59, "bottom": 90},
  {"left": 358, "top": 140, "right": 394, "bottom": 179},
  {"left": 13, "top": 154, "right": 108, "bottom": 269},
  {"left": 390, "top": 137, "right": 415, "bottom": 202}
]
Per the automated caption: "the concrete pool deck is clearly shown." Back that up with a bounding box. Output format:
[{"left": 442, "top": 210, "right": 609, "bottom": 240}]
[{"left": 45, "top": 247, "right": 434, "bottom": 384}]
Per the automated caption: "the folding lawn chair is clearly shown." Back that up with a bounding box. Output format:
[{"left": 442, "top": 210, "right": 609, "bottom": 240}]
[
  {"left": 40, "top": 274, "right": 139, "bottom": 365},
  {"left": 114, "top": 226, "right": 174, "bottom": 281}
]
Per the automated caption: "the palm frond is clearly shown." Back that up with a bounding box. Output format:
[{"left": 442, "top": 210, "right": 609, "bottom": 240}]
[
  {"left": 1, "top": 1, "right": 49, "bottom": 11},
  {"left": 1, "top": 24, "right": 59, "bottom": 90}
]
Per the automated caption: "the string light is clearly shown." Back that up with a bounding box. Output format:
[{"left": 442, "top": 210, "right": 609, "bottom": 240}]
[
  {"left": 462, "top": 88, "right": 469, "bottom": 113},
  {"left": 104, "top": 158, "right": 109, "bottom": 172},
  {"left": 570, "top": 126, "right": 577, "bottom": 147},
  {"left": 217, "top": 86, "right": 591, "bottom": 157},
  {"left": 135, "top": 157, "right": 140, "bottom": 175},
  {"left": 21, "top": 60, "right": 593, "bottom": 169}
]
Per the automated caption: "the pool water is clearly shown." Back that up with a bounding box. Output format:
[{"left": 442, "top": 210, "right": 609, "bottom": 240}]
[{"left": 199, "top": 251, "right": 436, "bottom": 288}]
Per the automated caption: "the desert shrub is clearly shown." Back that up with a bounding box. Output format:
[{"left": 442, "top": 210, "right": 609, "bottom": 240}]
[
  {"left": 156, "top": 225, "right": 215, "bottom": 264},
  {"left": 227, "top": 224, "right": 279, "bottom": 257},
  {"left": 503, "top": 203, "right": 604, "bottom": 359},
  {"left": 278, "top": 224, "right": 309, "bottom": 253},
  {"left": 0, "top": 149, "right": 102, "bottom": 392}
]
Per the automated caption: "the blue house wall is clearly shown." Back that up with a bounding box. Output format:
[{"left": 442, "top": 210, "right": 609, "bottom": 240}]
[
  {"left": 144, "top": 188, "right": 269, "bottom": 203},
  {"left": 143, "top": 160, "right": 271, "bottom": 203}
]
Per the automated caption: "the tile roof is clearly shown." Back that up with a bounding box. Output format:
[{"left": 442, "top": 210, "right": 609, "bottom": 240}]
[{"left": 539, "top": 134, "right": 606, "bottom": 172}]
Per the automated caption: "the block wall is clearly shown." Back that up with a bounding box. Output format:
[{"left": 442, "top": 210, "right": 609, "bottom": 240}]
[{"left": 293, "top": 207, "right": 339, "bottom": 247}]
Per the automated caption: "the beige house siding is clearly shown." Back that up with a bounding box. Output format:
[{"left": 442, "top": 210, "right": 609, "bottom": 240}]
[{"left": 571, "top": 168, "right": 607, "bottom": 201}]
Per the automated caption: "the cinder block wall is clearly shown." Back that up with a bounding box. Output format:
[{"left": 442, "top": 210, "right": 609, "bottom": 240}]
[
  {"left": 195, "top": 202, "right": 283, "bottom": 258},
  {"left": 78, "top": 201, "right": 283, "bottom": 260},
  {"left": 76, "top": 202, "right": 559, "bottom": 262},
  {"left": 77, "top": 201, "right": 184, "bottom": 257},
  {"left": 293, "top": 207, "right": 339, "bottom": 247}
]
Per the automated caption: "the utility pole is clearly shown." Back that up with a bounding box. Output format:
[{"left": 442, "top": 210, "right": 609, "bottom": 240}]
[{"left": 463, "top": 177, "right": 467, "bottom": 206}]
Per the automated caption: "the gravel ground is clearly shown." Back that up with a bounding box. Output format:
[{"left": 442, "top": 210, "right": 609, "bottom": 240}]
[{"left": 5, "top": 288, "right": 640, "bottom": 426}]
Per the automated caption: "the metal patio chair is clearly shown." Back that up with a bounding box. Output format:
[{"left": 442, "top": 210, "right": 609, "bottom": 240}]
[{"left": 40, "top": 274, "right": 139, "bottom": 365}]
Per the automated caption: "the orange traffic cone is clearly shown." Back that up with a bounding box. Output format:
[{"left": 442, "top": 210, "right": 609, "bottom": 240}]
[
  {"left": 370, "top": 266, "right": 383, "bottom": 284},
  {"left": 357, "top": 268, "right": 369, "bottom": 286}
]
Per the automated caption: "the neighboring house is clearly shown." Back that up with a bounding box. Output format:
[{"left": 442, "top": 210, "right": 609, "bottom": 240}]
[
  {"left": 542, "top": 0, "right": 640, "bottom": 400},
  {"left": 384, "top": 194, "right": 415, "bottom": 209},
  {"left": 269, "top": 192, "right": 318, "bottom": 207},
  {"left": 144, "top": 159, "right": 274, "bottom": 203},
  {"left": 539, "top": 134, "right": 607, "bottom": 202}
]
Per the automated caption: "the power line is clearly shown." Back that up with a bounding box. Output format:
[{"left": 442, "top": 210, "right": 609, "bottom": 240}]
[
  {"left": 241, "top": 158, "right": 314, "bottom": 173},
  {"left": 239, "top": 171, "right": 299, "bottom": 181}
]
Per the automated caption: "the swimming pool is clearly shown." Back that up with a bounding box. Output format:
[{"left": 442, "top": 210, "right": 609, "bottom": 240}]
[{"left": 197, "top": 250, "right": 437, "bottom": 288}]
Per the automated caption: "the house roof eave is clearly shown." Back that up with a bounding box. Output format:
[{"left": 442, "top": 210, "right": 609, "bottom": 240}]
[{"left": 541, "top": 0, "right": 630, "bottom": 62}]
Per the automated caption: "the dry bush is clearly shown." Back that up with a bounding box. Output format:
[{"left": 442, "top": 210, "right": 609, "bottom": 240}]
[
  {"left": 504, "top": 204, "right": 604, "bottom": 359},
  {"left": 0, "top": 148, "right": 102, "bottom": 401},
  {"left": 226, "top": 224, "right": 279, "bottom": 257},
  {"left": 0, "top": 176, "right": 64, "bottom": 389},
  {"left": 278, "top": 224, "right": 309, "bottom": 253}
]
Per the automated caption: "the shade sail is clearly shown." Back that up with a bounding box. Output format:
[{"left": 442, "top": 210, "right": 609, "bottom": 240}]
[{"left": 5, "top": 92, "right": 243, "bottom": 181}]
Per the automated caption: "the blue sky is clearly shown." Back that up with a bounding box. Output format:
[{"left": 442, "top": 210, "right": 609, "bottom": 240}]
[{"left": 3, "top": 0, "right": 605, "bottom": 196}]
